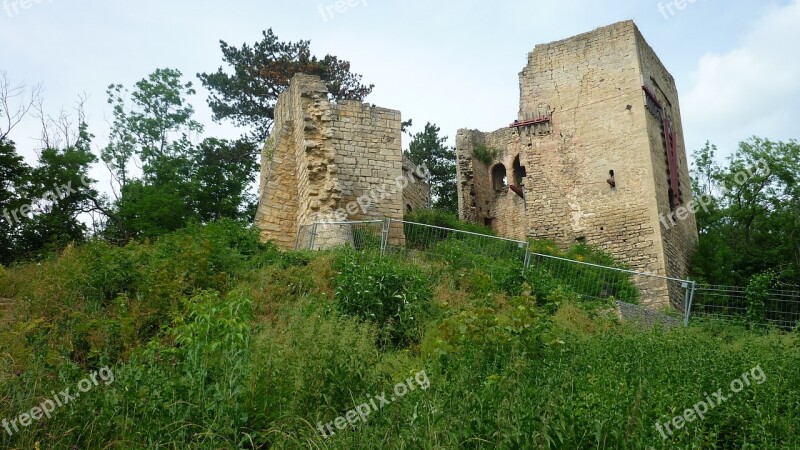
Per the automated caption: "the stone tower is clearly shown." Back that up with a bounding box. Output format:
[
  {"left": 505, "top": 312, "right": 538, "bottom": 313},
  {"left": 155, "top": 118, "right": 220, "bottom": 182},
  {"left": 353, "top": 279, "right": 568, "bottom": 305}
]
[
  {"left": 455, "top": 21, "right": 698, "bottom": 306},
  {"left": 255, "top": 74, "right": 429, "bottom": 250}
]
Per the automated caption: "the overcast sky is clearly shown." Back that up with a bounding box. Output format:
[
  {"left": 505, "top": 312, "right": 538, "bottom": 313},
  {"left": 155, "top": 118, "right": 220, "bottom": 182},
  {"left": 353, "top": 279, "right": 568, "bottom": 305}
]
[{"left": 2, "top": 0, "right": 799, "bottom": 188}]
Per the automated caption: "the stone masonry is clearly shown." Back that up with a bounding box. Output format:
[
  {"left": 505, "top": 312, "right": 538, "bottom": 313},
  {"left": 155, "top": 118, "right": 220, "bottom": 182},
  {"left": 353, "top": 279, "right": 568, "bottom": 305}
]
[
  {"left": 455, "top": 21, "right": 699, "bottom": 307},
  {"left": 403, "top": 157, "right": 431, "bottom": 213},
  {"left": 255, "top": 74, "right": 429, "bottom": 250}
]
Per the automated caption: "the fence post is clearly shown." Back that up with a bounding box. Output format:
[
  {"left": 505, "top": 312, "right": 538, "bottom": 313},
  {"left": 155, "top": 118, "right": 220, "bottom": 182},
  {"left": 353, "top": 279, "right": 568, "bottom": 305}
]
[
  {"left": 293, "top": 225, "right": 302, "bottom": 251},
  {"left": 684, "top": 281, "right": 697, "bottom": 327},
  {"left": 380, "top": 219, "right": 390, "bottom": 256},
  {"left": 309, "top": 222, "right": 319, "bottom": 251},
  {"left": 522, "top": 241, "right": 531, "bottom": 275}
]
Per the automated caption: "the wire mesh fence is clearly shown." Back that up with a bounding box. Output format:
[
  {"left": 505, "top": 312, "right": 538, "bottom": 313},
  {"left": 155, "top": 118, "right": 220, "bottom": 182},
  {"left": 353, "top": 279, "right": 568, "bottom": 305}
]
[
  {"left": 385, "top": 219, "right": 529, "bottom": 269},
  {"left": 526, "top": 252, "right": 693, "bottom": 323},
  {"left": 294, "top": 218, "right": 694, "bottom": 324},
  {"left": 293, "top": 218, "right": 800, "bottom": 330},
  {"left": 689, "top": 284, "right": 800, "bottom": 330},
  {"left": 294, "top": 220, "right": 384, "bottom": 252}
]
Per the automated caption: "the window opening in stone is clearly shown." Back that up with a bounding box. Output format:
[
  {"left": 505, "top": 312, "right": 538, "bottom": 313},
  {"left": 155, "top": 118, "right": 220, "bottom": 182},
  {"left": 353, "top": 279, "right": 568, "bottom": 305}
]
[
  {"left": 492, "top": 164, "right": 508, "bottom": 191},
  {"left": 512, "top": 155, "right": 526, "bottom": 186}
]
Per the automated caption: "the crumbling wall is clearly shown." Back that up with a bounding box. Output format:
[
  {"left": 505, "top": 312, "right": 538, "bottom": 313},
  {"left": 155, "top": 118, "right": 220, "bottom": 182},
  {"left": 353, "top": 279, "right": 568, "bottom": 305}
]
[
  {"left": 455, "top": 128, "right": 527, "bottom": 241},
  {"left": 255, "top": 74, "right": 408, "bottom": 250},
  {"left": 636, "top": 28, "right": 698, "bottom": 296},
  {"left": 455, "top": 21, "right": 698, "bottom": 307},
  {"left": 402, "top": 157, "right": 430, "bottom": 213}
]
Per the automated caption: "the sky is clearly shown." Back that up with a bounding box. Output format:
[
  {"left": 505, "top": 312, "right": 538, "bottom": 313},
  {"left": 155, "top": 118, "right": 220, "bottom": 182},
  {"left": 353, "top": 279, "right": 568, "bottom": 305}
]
[{"left": 1, "top": 0, "right": 799, "bottom": 190}]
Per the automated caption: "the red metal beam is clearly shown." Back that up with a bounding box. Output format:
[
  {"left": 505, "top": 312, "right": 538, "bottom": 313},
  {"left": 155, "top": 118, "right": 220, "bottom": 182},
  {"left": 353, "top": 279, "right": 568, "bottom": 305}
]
[
  {"left": 509, "top": 117, "right": 551, "bottom": 128},
  {"left": 642, "top": 85, "right": 664, "bottom": 109},
  {"left": 663, "top": 117, "right": 682, "bottom": 206}
]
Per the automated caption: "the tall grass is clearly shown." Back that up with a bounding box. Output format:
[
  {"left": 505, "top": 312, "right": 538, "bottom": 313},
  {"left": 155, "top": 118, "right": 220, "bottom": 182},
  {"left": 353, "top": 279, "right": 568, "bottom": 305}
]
[{"left": 0, "top": 220, "right": 798, "bottom": 449}]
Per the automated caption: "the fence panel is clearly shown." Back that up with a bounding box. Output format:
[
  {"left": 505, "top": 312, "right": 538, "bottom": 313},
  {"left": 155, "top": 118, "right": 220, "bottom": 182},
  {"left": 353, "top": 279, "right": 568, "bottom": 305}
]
[
  {"left": 385, "top": 219, "right": 529, "bottom": 270},
  {"left": 527, "top": 252, "right": 691, "bottom": 317},
  {"left": 295, "top": 220, "right": 384, "bottom": 252},
  {"left": 295, "top": 219, "right": 694, "bottom": 325},
  {"left": 294, "top": 224, "right": 313, "bottom": 251},
  {"left": 691, "top": 284, "right": 800, "bottom": 329}
]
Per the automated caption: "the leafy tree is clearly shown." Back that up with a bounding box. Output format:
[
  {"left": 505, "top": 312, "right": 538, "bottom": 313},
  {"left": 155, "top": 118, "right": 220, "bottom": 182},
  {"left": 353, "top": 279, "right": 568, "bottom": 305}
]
[
  {"left": 113, "top": 180, "right": 192, "bottom": 240},
  {"left": 0, "top": 138, "right": 29, "bottom": 264},
  {"left": 188, "top": 138, "right": 257, "bottom": 222},
  {"left": 15, "top": 123, "right": 99, "bottom": 259},
  {"left": 691, "top": 138, "right": 800, "bottom": 286},
  {"left": 102, "top": 84, "right": 137, "bottom": 189},
  {"left": 103, "top": 69, "right": 258, "bottom": 240},
  {"left": 198, "top": 29, "right": 373, "bottom": 146},
  {"left": 405, "top": 122, "right": 457, "bottom": 213}
]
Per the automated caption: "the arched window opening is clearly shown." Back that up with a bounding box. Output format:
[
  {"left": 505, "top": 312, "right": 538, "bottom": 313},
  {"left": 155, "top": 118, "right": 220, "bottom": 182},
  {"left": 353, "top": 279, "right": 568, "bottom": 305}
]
[
  {"left": 512, "top": 155, "right": 526, "bottom": 186},
  {"left": 492, "top": 164, "right": 508, "bottom": 191}
]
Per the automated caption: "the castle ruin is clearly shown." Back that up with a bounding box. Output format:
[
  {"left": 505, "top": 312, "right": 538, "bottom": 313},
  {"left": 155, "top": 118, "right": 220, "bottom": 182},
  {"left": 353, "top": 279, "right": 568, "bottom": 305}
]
[
  {"left": 455, "top": 21, "right": 698, "bottom": 305},
  {"left": 255, "top": 21, "right": 698, "bottom": 307},
  {"left": 254, "top": 74, "right": 429, "bottom": 250}
]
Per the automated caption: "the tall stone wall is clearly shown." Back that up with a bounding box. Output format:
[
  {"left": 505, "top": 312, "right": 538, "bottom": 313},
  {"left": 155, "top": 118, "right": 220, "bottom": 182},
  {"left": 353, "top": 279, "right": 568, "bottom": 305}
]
[
  {"left": 635, "top": 28, "right": 698, "bottom": 290},
  {"left": 402, "top": 157, "right": 431, "bottom": 213},
  {"left": 455, "top": 21, "right": 698, "bottom": 307},
  {"left": 255, "top": 74, "right": 410, "bottom": 250}
]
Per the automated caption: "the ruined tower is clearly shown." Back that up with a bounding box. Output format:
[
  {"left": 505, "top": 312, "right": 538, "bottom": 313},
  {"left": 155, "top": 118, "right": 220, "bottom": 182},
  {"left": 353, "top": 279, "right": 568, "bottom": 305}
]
[
  {"left": 255, "top": 74, "right": 429, "bottom": 250},
  {"left": 456, "top": 21, "right": 698, "bottom": 305}
]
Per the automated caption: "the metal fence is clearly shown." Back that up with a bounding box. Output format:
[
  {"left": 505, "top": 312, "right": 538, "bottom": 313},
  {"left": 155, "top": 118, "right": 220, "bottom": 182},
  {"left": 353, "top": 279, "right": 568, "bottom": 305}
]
[
  {"left": 293, "top": 218, "right": 800, "bottom": 330},
  {"left": 294, "top": 218, "right": 694, "bottom": 324},
  {"left": 527, "top": 252, "right": 694, "bottom": 323},
  {"left": 294, "top": 220, "right": 384, "bottom": 252},
  {"left": 689, "top": 284, "right": 800, "bottom": 330},
  {"left": 386, "top": 219, "right": 529, "bottom": 269}
]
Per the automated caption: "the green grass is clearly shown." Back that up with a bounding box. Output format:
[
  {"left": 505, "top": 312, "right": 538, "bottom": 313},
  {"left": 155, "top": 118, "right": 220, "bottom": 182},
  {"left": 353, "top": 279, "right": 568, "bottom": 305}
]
[{"left": 0, "top": 220, "right": 798, "bottom": 449}]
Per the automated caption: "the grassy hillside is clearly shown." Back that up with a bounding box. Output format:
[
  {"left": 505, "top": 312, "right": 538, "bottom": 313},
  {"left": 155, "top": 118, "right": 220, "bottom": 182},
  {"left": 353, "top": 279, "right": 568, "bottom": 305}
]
[{"left": 0, "top": 220, "right": 798, "bottom": 449}]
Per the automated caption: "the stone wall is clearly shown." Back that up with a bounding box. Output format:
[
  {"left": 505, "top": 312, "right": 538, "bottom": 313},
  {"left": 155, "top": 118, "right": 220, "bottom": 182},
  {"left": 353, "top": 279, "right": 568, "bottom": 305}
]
[
  {"left": 636, "top": 27, "right": 699, "bottom": 296},
  {"left": 402, "top": 157, "right": 431, "bottom": 213},
  {"left": 455, "top": 21, "right": 698, "bottom": 307},
  {"left": 256, "top": 74, "right": 417, "bottom": 250}
]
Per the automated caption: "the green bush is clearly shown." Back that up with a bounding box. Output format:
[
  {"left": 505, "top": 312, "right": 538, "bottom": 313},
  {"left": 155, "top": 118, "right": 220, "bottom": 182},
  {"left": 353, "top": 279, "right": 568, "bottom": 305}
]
[
  {"left": 471, "top": 144, "right": 498, "bottom": 164},
  {"left": 2, "top": 219, "right": 800, "bottom": 449},
  {"left": 404, "top": 209, "right": 494, "bottom": 251},
  {"left": 333, "top": 250, "right": 433, "bottom": 348}
]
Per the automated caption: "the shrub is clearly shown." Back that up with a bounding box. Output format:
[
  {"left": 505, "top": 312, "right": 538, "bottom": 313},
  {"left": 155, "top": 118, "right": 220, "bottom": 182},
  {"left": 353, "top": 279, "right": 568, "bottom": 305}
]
[
  {"left": 471, "top": 144, "right": 498, "bottom": 164},
  {"left": 404, "top": 209, "right": 494, "bottom": 251},
  {"left": 333, "top": 250, "right": 433, "bottom": 348}
]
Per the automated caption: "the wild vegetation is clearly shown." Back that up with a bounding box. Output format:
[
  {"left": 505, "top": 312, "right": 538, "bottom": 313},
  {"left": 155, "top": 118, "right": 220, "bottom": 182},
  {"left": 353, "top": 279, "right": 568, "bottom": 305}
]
[
  {"left": 0, "top": 218, "right": 798, "bottom": 449},
  {"left": 1, "top": 24, "right": 799, "bottom": 450}
]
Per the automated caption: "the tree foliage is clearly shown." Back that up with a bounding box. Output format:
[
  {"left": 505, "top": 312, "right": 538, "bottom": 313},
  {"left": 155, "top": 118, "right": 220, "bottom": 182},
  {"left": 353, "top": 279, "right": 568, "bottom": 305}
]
[
  {"left": 405, "top": 122, "right": 457, "bottom": 213},
  {"left": 0, "top": 138, "right": 29, "bottom": 264},
  {"left": 198, "top": 29, "right": 373, "bottom": 145},
  {"left": 103, "top": 69, "right": 257, "bottom": 241},
  {"left": 691, "top": 138, "right": 800, "bottom": 286},
  {"left": 0, "top": 124, "right": 99, "bottom": 263}
]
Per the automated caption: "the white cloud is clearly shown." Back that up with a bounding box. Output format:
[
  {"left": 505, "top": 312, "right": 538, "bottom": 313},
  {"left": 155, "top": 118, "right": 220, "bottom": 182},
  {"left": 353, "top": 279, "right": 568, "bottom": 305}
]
[{"left": 683, "top": 0, "right": 800, "bottom": 152}]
